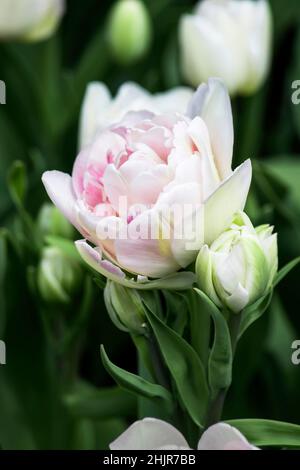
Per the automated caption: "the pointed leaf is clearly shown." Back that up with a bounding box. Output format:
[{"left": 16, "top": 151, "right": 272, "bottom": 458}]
[
  {"left": 226, "top": 419, "right": 300, "bottom": 448},
  {"left": 195, "top": 288, "right": 232, "bottom": 395},
  {"left": 144, "top": 306, "right": 209, "bottom": 427},
  {"left": 239, "top": 291, "right": 273, "bottom": 338},
  {"left": 274, "top": 257, "right": 300, "bottom": 287},
  {"left": 100, "top": 345, "right": 173, "bottom": 409}
]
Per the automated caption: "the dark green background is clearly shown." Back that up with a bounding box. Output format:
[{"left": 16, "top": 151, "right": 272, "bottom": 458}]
[{"left": 0, "top": 0, "right": 300, "bottom": 449}]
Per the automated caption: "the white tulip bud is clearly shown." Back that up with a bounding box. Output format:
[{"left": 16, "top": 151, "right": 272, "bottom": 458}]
[
  {"left": 107, "top": 0, "right": 152, "bottom": 65},
  {"left": 196, "top": 212, "right": 278, "bottom": 313},
  {"left": 104, "top": 281, "right": 146, "bottom": 334},
  {"left": 179, "top": 0, "right": 272, "bottom": 96},
  {"left": 0, "top": 0, "right": 65, "bottom": 42},
  {"left": 38, "top": 247, "right": 82, "bottom": 304},
  {"left": 37, "top": 203, "right": 74, "bottom": 240}
]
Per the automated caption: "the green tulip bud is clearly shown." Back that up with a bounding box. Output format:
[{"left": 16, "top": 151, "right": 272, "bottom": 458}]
[
  {"left": 37, "top": 203, "right": 74, "bottom": 239},
  {"left": 104, "top": 280, "right": 147, "bottom": 334},
  {"left": 38, "top": 246, "right": 82, "bottom": 304},
  {"left": 196, "top": 212, "right": 278, "bottom": 314},
  {"left": 107, "top": 0, "right": 152, "bottom": 65}
]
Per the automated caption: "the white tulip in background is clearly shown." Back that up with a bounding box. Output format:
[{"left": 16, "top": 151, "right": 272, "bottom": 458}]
[
  {"left": 180, "top": 0, "right": 272, "bottom": 95},
  {"left": 79, "top": 81, "right": 194, "bottom": 149},
  {"left": 196, "top": 211, "right": 278, "bottom": 313},
  {"left": 110, "top": 418, "right": 258, "bottom": 450},
  {"left": 0, "top": 0, "right": 65, "bottom": 41}
]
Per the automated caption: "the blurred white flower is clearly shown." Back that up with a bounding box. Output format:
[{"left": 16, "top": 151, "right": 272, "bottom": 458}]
[
  {"left": 79, "top": 81, "right": 194, "bottom": 149},
  {"left": 37, "top": 246, "right": 82, "bottom": 304},
  {"left": 179, "top": 0, "right": 272, "bottom": 95},
  {"left": 0, "top": 0, "right": 65, "bottom": 42},
  {"left": 196, "top": 211, "right": 278, "bottom": 313},
  {"left": 110, "top": 418, "right": 258, "bottom": 450}
]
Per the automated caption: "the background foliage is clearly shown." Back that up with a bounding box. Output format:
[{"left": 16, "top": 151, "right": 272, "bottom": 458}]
[{"left": 1, "top": 0, "right": 300, "bottom": 449}]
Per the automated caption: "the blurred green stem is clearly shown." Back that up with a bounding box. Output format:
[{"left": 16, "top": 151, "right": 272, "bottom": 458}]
[{"left": 234, "top": 86, "right": 268, "bottom": 165}]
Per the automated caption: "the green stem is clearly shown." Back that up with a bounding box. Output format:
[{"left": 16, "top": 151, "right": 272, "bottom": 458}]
[
  {"left": 205, "top": 313, "right": 242, "bottom": 427},
  {"left": 148, "top": 334, "right": 171, "bottom": 392}
]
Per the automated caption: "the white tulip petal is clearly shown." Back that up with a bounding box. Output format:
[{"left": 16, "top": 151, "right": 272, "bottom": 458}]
[
  {"left": 204, "top": 159, "right": 252, "bottom": 245},
  {"left": 196, "top": 245, "right": 221, "bottom": 307},
  {"left": 79, "top": 82, "right": 111, "bottom": 149},
  {"left": 156, "top": 182, "right": 204, "bottom": 267},
  {"left": 198, "top": 423, "right": 257, "bottom": 450},
  {"left": 153, "top": 87, "right": 194, "bottom": 115},
  {"left": 187, "top": 78, "right": 234, "bottom": 179},
  {"left": 225, "top": 282, "right": 249, "bottom": 313},
  {"left": 110, "top": 418, "right": 189, "bottom": 450},
  {"left": 42, "top": 171, "right": 83, "bottom": 234}
]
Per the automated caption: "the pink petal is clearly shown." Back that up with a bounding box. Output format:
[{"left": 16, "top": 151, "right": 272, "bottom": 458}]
[
  {"left": 75, "top": 240, "right": 125, "bottom": 280},
  {"left": 114, "top": 210, "right": 180, "bottom": 278}
]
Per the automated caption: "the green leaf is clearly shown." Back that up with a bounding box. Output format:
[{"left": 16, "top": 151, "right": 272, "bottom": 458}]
[
  {"left": 239, "top": 291, "right": 273, "bottom": 338},
  {"left": 163, "top": 290, "right": 188, "bottom": 335},
  {"left": 64, "top": 382, "right": 136, "bottom": 420},
  {"left": 194, "top": 289, "right": 232, "bottom": 396},
  {"left": 226, "top": 419, "right": 300, "bottom": 448},
  {"left": 7, "top": 160, "right": 27, "bottom": 208},
  {"left": 252, "top": 160, "right": 297, "bottom": 224},
  {"left": 100, "top": 345, "right": 173, "bottom": 409},
  {"left": 144, "top": 306, "right": 209, "bottom": 427},
  {"left": 274, "top": 257, "right": 300, "bottom": 287},
  {"left": 185, "top": 290, "right": 211, "bottom": 367}
]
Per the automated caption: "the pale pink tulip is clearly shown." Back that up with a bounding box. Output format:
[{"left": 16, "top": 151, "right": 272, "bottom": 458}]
[
  {"left": 109, "top": 418, "right": 258, "bottom": 450},
  {"left": 42, "top": 78, "right": 252, "bottom": 288}
]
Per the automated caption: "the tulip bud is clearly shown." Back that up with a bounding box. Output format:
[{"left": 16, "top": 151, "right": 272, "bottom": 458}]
[
  {"left": 0, "top": 0, "right": 65, "bottom": 42},
  {"left": 38, "top": 246, "right": 82, "bottom": 304},
  {"left": 37, "top": 203, "right": 74, "bottom": 240},
  {"left": 196, "top": 212, "right": 278, "bottom": 313},
  {"left": 107, "top": 0, "right": 152, "bottom": 65},
  {"left": 179, "top": 0, "right": 272, "bottom": 96},
  {"left": 104, "top": 280, "right": 147, "bottom": 334}
]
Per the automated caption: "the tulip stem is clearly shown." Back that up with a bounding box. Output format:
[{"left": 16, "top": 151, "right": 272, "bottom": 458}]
[
  {"left": 205, "top": 313, "right": 242, "bottom": 427},
  {"left": 229, "top": 313, "right": 242, "bottom": 356},
  {"left": 148, "top": 334, "right": 171, "bottom": 392}
]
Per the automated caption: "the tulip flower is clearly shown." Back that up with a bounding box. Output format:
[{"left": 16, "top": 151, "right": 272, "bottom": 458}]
[
  {"left": 196, "top": 211, "right": 278, "bottom": 313},
  {"left": 0, "top": 0, "right": 65, "bottom": 42},
  {"left": 79, "top": 81, "right": 194, "bottom": 149},
  {"left": 107, "top": 0, "right": 152, "bottom": 65},
  {"left": 42, "top": 78, "right": 252, "bottom": 287},
  {"left": 110, "top": 418, "right": 258, "bottom": 450},
  {"left": 37, "top": 246, "right": 82, "bottom": 304},
  {"left": 179, "top": 0, "right": 272, "bottom": 95}
]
